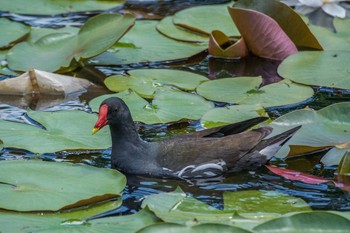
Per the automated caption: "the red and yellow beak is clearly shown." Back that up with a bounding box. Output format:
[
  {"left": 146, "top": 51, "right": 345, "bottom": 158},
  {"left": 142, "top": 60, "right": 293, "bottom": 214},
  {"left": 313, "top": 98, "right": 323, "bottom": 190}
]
[{"left": 92, "top": 104, "right": 108, "bottom": 135}]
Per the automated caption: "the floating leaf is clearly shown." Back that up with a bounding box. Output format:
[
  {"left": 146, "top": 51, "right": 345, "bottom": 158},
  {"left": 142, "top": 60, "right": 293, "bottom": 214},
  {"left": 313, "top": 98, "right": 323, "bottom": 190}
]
[
  {"left": 138, "top": 223, "right": 251, "bottom": 233},
  {"left": 28, "top": 26, "right": 79, "bottom": 43},
  {"left": 0, "top": 69, "right": 92, "bottom": 95},
  {"left": 0, "top": 0, "right": 123, "bottom": 15},
  {"left": 0, "top": 110, "right": 111, "bottom": 154},
  {"left": 90, "top": 90, "right": 214, "bottom": 124},
  {"left": 7, "top": 13, "right": 136, "bottom": 72},
  {"left": 142, "top": 188, "right": 310, "bottom": 229},
  {"left": 309, "top": 18, "right": 350, "bottom": 51},
  {"left": 232, "top": 0, "right": 322, "bottom": 50},
  {"left": 0, "top": 160, "right": 125, "bottom": 211},
  {"left": 0, "top": 18, "right": 29, "bottom": 49},
  {"left": 201, "top": 104, "right": 266, "bottom": 128},
  {"left": 228, "top": 6, "right": 298, "bottom": 60},
  {"left": 278, "top": 51, "right": 350, "bottom": 89},
  {"left": 0, "top": 208, "right": 159, "bottom": 233},
  {"left": 208, "top": 30, "right": 248, "bottom": 58},
  {"left": 156, "top": 16, "right": 209, "bottom": 43},
  {"left": 254, "top": 212, "right": 350, "bottom": 233},
  {"left": 196, "top": 77, "right": 313, "bottom": 107},
  {"left": 268, "top": 102, "right": 350, "bottom": 165},
  {"left": 104, "top": 69, "right": 208, "bottom": 98},
  {"left": 91, "top": 20, "right": 207, "bottom": 65},
  {"left": 172, "top": 4, "right": 239, "bottom": 36}
]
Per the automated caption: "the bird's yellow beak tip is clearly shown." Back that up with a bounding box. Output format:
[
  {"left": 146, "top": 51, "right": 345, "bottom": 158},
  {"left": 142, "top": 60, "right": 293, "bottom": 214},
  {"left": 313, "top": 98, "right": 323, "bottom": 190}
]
[{"left": 92, "top": 127, "right": 100, "bottom": 135}]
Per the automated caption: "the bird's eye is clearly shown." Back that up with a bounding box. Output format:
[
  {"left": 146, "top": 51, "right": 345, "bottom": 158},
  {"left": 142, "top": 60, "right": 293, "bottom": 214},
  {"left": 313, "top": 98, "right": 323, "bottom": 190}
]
[{"left": 112, "top": 108, "right": 118, "bottom": 113}]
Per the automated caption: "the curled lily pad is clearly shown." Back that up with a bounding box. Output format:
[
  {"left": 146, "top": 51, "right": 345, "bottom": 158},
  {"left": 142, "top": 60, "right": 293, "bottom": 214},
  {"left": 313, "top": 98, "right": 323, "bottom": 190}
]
[
  {"left": 208, "top": 30, "right": 248, "bottom": 58},
  {"left": 156, "top": 16, "right": 209, "bottom": 43},
  {"left": 268, "top": 102, "right": 350, "bottom": 166},
  {"left": 196, "top": 77, "right": 314, "bottom": 107},
  {"left": 172, "top": 4, "right": 239, "bottom": 36},
  {"left": 91, "top": 20, "right": 207, "bottom": 65},
  {"left": 0, "top": 110, "right": 111, "bottom": 154},
  {"left": 90, "top": 90, "right": 214, "bottom": 124},
  {"left": 104, "top": 69, "right": 208, "bottom": 98},
  {"left": 232, "top": 0, "right": 322, "bottom": 50},
  {"left": 0, "top": 160, "right": 125, "bottom": 212},
  {"left": 7, "top": 13, "right": 136, "bottom": 72},
  {"left": 0, "top": 0, "right": 123, "bottom": 15},
  {"left": 0, "top": 69, "right": 92, "bottom": 95},
  {"left": 278, "top": 51, "right": 350, "bottom": 89},
  {"left": 0, "top": 18, "right": 29, "bottom": 49}
]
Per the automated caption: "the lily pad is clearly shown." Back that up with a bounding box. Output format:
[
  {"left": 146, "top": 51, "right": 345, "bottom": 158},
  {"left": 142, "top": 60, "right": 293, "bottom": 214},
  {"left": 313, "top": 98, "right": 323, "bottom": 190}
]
[
  {"left": 278, "top": 51, "right": 350, "bottom": 89},
  {"left": 0, "top": 110, "right": 111, "bottom": 154},
  {"left": 201, "top": 104, "right": 266, "bottom": 128},
  {"left": 0, "top": 0, "right": 123, "bottom": 15},
  {"left": 156, "top": 16, "right": 209, "bottom": 43},
  {"left": 90, "top": 90, "right": 214, "bottom": 124},
  {"left": 254, "top": 212, "right": 350, "bottom": 233},
  {"left": 228, "top": 6, "right": 298, "bottom": 60},
  {"left": 0, "top": 160, "right": 125, "bottom": 211},
  {"left": 7, "top": 13, "right": 136, "bottom": 72},
  {"left": 231, "top": 0, "right": 322, "bottom": 50},
  {"left": 172, "top": 4, "right": 239, "bottom": 36},
  {"left": 104, "top": 69, "right": 208, "bottom": 98},
  {"left": 91, "top": 20, "right": 207, "bottom": 65},
  {"left": 141, "top": 188, "right": 310, "bottom": 229},
  {"left": 0, "top": 208, "right": 159, "bottom": 233},
  {"left": 268, "top": 102, "right": 350, "bottom": 165},
  {"left": 28, "top": 26, "right": 79, "bottom": 43},
  {"left": 0, "top": 18, "right": 30, "bottom": 49},
  {"left": 138, "top": 223, "right": 251, "bottom": 233},
  {"left": 309, "top": 18, "right": 350, "bottom": 51},
  {"left": 208, "top": 30, "right": 248, "bottom": 58},
  {"left": 196, "top": 77, "right": 314, "bottom": 107}
]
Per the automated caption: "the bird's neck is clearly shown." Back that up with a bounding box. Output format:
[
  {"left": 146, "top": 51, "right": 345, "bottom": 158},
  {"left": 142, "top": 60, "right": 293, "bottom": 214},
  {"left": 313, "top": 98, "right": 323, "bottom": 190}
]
[{"left": 109, "top": 121, "right": 143, "bottom": 146}]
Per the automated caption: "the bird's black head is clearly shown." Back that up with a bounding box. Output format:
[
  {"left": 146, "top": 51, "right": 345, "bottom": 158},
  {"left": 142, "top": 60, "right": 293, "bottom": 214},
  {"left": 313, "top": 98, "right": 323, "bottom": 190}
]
[{"left": 92, "top": 97, "right": 132, "bottom": 134}]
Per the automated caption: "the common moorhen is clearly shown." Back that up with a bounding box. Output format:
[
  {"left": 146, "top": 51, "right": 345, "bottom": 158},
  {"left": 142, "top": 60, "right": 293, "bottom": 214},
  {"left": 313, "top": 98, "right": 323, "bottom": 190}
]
[{"left": 92, "top": 97, "right": 300, "bottom": 179}]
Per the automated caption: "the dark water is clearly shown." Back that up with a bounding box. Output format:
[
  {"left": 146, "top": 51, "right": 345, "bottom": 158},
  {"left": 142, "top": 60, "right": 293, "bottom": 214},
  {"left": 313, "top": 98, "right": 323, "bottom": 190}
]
[{"left": 1, "top": 0, "right": 350, "bottom": 219}]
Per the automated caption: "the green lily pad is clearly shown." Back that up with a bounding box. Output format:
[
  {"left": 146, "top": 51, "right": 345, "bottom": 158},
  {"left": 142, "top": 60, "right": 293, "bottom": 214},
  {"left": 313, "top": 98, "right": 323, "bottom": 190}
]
[
  {"left": 141, "top": 188, "right": 310, "bottom": 230},
  {"left": 0, "top": 110, "right": 111, "bottom": 154},
  {"left": 104, "top": 69, "right": 208, "bottom": 98},
  {"left": 268, "top": 102, "right": 350, "bottom": 165},
  {"left": 309, "top": 18, "right": 350, "bottom": 51},
  {"left": 0, "top": 208, "right": 159, "bottom": 233},
  {"left": 138, "top": 223, "right": 251, "bottom": 233},
  {"left": 28, "top": 26, "right": 80, "bottom": 43},
  {"left": 91, "top": 20, "right": 207, "bottom": 65},
  {"left": 0, "top": 0, "right": 123, "bottom": 15},
  {"left": 196, "top": 77, "right": 314, "bottom": 107},
  {"left": 172, "top": 4, "right": 239, "bottom": 36},
  {"left": 156, "top": 16, "right": 209, "bottom": 43},
  {"left": 90, "top": 90, "right": 214, "bottom": 124},
  {"left": 278, "top": 51, "right": 350, "bottom": 89},
  {"left": 201, "top": 104, "right": 266, "bottom": 128},
  {"left": 7, "top": 13, "right": 135, "bottom": 72},
  {"left": 0, "top": 160, "right": 125, "bottom": 211},
  {"left": 254, "top": 212, "right": 350, "bottom": 233},
  {"left": 0, "top": 50, "right": 17, "bottom": 76},
  {"left": 0, "top": 18, "right": 29, "bottom": 49}
]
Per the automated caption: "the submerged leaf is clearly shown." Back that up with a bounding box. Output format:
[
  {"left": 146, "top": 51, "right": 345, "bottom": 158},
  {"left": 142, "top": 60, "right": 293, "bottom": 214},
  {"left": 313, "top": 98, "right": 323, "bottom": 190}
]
[{"left": 0, "top": 160, "right": 125, "bottom": 211}]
